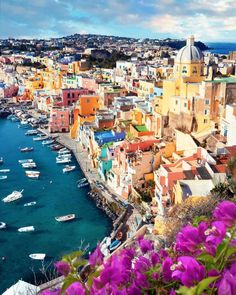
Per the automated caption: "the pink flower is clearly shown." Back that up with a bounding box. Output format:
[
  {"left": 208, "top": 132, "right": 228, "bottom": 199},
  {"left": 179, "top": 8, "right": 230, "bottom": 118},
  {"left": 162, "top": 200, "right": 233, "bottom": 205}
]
[
  {"left": 172, "top": 256, "right": 205, "bottom": 287},
  {"left": 54, "top": 261, "right": 71, "bottom": 276},
  {"left": 137, "top": 236, "right": 154, "bottom": 254},
  {"left": 89, "top": 245, "right": 104, "bottom": 267},
  {"left": 41, "top": 288, "right": 61, "bottom": 295},
  {"left": 213, "top": 201, "right": 236, "bottom": 227},
  {"left": 66, "top": 282, "right": 85, "bottom": 295}
]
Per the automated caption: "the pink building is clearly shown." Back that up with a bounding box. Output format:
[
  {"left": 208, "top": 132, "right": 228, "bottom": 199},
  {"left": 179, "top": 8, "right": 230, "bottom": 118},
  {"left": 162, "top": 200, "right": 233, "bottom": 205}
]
[
  {"left": 61, "top": 88, "right": 91, "bottom": 107},
  {"left": 49, "top": 108, "right": 70, "bottom": 133},
  {"left": 81, "top": 77, "right": 99, "bottom": 92}
]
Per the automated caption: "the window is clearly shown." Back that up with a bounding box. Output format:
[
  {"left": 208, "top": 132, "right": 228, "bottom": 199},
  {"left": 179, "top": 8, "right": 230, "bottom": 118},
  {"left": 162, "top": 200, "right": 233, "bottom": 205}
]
[
  {"left": 182, "top": 66, "right": 187, "bottom": 74},
  {"left": 61, "top": 114, "right": 64, "bottom": 118},
  {"left": 72, "top": 93, "right": 74, "bottom": 98},
  {"left": 204, "top": 119, "right": 208, "bottom": 124},
  {"left": 192, "top": 66, "right": 197, "bottom": 74},
  {"left": 205, "top": 99, "right": 209, "bottom": 105},
  {"left": 204, "top": 109, "right": 209, "bottom": 115},
  {"left": 184, "top": 102, "right": 187, "bottom": 108},
  {"left": 175, "top": 100, "right": 178, "bottom": 105},
  {"left": 67, "top": 93, "right": 70, "bottom": 98},
  {"left": 87, "top": 99, "right": 90, "bottom": 103}
]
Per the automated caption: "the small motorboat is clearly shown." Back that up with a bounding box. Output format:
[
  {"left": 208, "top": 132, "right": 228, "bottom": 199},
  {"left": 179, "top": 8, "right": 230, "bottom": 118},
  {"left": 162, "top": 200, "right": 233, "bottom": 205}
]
[
  {"left": 22, "top": 162, "right": 37, "bottom": 169},
  {"left": 109, "top": 239, "right": 121, "bottom": 251},
  {"left": 0, "top": 222, "right": 6, "bottom": 229},
  {"left": 58, "top": 147, "right": 69, "bottom": 153},
  {"left": 0, "top": 157, "right": 3, "bottom": 164},
  {"left": 77, "top": 178, "right": 89, "bottom": 188},
  {"left": 42, "top": 139, "right": 54, "bottom": 146},
  {"left": 24, "top": 201, "right": 37, "bottom": 207},
  {"left": 56, "top": 158, "right": 71, "bottom": 164},
  {"left": 25, "top": 130, "right": 38, "bottom": 136},
  {"left": 21, "top": 120, "right": 28, "bottom": 125},
  {"left": 18, "top": 226, "right": 35, "bottom": 232},
  {"left": 2, "top": 190, "right": 24, "bottom": 203},
  {"left": 56, "top": 154, "right": 72, "bottom": 160},
  {"left": 33, "top": 136, "right": 48, "bottom": 141},
  {"left": 51, "top": 144, "right": 63, "bottom": 151},
  {"left": 20, "top": 147, "right": 34, "bottom": 152},
  {"left": 58, "top": 149, "right": 71, "bottom": 155},
  {"left": 29, "top": 253, "right": 46, "bottom": 260},
  {"left": 0, "top": 175, "right": 7, "bottom": 180},
  {"left": 25, "top": 171, "right": 40, "bottom": 179},
  {"left": 55, "top": 214, "right": 76, "bottom": 222},
  {"left": 63, "top": 165, "right": 76, "bottom": 173},
  {"left": 0, "top": 169, "right": 10, "bottom": 173},
  {"left": 18, "top": 159, "right": 34, "bottom": 164}
]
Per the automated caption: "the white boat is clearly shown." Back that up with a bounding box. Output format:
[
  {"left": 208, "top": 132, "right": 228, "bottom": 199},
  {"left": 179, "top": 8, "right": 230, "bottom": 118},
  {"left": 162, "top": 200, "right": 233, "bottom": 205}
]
[
  {"left": 0, "top": 157, "right": 3, "bottom": 164},
  {"left": 56, "top": 158, "right": 71, "bottom": 164},
  {"left": 58, "top": 149, "right": 70, "bottom": 155},
  {"left": 29, "top": 253, "right": 46, "bottom": 260},
  {"left": 25, "top": 171, "right": 40, "bottom": 179},
  {"left": 0, "top": 175, "right": 7, "bottom": 180},
  {"left": 33, "top": 136, "right": 48, "bottom": 141},
  {"left": 77, "top": 182, "right": 89, "bottom": 188},
  {"left": 55, "top": 214, "right": 76, "bottom": 222},
  {"left": 42, "top": 139, "right": 54, "bottom": 145},
  {"left": 0, "top": 169, "right": 10, "bottom": 173},
  {"left": 0, "top": 222, "right": 6, "bottom": 229},
  {"left": 18, "top": 159, "right": 34, "bottom": 164},
  {"left": 20, "top": 147, "right": 34, "bottom": 152},
  {"left": 2, "top": 190, "right": 24, "bottom": 203},
  {"left": 24, "top": 201, "right": 37, "bottom": 207},
  {"left": 25, "top": 130, "right": 38, "bottom": 136},
  {"left": 21, "top": 120, "right": 28, "bottom": 125},
  {"left": 18, "top": 226, "right": 35, "bottom": 232},
  {"left": 63, "top": 165, "right": 76, "bottom": 173},
  {"left": 22, "top": 162, "right": 37, "bottom": 169},
  {"left": 58, "top": 147, "right": 69, "bottom": 153}
]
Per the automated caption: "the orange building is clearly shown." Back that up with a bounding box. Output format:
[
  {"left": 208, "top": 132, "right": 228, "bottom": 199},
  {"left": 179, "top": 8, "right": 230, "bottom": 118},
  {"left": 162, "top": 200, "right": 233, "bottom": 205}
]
[{"left": 70, "top": 95, "right": 100, "bottom": 138}]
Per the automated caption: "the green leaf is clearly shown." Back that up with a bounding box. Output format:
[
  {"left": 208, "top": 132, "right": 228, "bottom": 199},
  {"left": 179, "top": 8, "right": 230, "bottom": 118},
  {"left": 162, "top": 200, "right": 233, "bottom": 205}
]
[
  {"left": 176, "top": 285, "right": 197, "bottom": 295},
  {"left": 195, "top": 276, "right": 219, "bottom": 295},
  {"left": 60, "top": 274, "right": 80, "bottom": 294},
  {"left": 197, "top": 253, "right": 215, "bottom": 265},
  {"left": 225, "top": 246, "right": 236, "bottom": 261},
  {"left": 215, "top": 240, "right": 228, "bottom": 260},
  {"left": 86, "top": 270, "right": 101, "bottom": 288},
  {"left": 192, "top": 215, "right": 207, "bottom": 227}
]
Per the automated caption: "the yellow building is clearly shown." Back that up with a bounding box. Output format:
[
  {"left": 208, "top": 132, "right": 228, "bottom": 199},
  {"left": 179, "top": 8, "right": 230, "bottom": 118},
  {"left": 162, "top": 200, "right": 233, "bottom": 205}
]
[
  {"left": 137, "top": 80, "right": 155, "bottom": 98},
  {"left": 160, "top": 36, "right": 211, "bottom": 134},
  {"left": 25, "top": 73, "right": 44, "bottom": 92}
]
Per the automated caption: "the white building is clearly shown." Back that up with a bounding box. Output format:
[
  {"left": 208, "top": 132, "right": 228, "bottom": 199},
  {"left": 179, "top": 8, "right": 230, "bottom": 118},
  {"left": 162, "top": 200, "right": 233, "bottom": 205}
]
[{"left": 221, "top": 104, "right": 236, "bottom": 146}]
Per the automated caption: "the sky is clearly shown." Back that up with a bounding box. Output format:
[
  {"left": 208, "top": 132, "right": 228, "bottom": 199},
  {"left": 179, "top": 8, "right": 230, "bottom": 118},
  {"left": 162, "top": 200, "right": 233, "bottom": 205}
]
[{"left": 0, "top": 0, "right": 236, "bottom": 42}]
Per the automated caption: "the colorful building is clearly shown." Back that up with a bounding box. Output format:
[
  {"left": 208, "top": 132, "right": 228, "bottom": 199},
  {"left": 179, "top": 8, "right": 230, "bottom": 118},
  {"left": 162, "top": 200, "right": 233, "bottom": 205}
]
[{"left": 49, "top": 108, "right": 70, "bottom": 133}]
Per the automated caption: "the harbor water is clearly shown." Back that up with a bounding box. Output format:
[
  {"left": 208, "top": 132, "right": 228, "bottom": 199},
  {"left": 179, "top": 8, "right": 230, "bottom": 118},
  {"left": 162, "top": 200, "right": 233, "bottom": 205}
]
[{"left": 0, "top": 119, "right": 112, "bottom": 292}]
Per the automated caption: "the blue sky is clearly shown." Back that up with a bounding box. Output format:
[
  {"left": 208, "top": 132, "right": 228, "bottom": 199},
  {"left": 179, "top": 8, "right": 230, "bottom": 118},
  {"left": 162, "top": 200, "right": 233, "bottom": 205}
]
[{"left": 0, "top": 0, "right": 236, "bottom": 41}]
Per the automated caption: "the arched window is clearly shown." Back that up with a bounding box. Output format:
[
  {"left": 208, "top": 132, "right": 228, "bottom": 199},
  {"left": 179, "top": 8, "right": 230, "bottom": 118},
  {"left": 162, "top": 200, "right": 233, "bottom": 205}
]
[
  {"left": 192, "top": 66, "right": 197, "bottom": 74},
  {"left": 182, "top": 66, "right": 187, "bottom": 74}
]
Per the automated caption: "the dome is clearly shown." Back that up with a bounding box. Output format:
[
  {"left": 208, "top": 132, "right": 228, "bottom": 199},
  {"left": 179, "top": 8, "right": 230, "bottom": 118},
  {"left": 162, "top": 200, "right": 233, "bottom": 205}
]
[{"left": 175, "top": 36, "right": 204, "bottom": 63}]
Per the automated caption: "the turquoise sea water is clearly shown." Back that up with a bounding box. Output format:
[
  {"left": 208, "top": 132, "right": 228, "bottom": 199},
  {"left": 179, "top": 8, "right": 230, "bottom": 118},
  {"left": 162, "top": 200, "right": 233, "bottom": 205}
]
[{"left": 0, "top": 119, "right": 112, "bottom": 292}]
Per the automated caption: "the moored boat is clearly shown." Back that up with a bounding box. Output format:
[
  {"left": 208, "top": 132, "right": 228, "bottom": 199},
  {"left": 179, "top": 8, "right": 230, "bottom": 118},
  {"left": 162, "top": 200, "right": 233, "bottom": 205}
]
[
  {"left": 51, "top": 144, "right": 63, "bottom": 151},
  {"left": 0, "top": 222, "right": 6, "bottom": 229},
  {"left": 42, "top": 139, "right": 54, "bottom": 145},
  {"left": 33, "top": 136, "right": 48, "bottom": 141},
  {"left": 0, "top": 175, "right": 7, "bottom": 180},
  {"left": 0, "top": 157, "right": 3, "bottom": 164},
  {"left": 20, "top": 147, "right": 34, "bottom": 152},
  {"left": 58, "top": 149, "right": 71, "bottom": 155},
  {"left": 29, "top": 253, "right": 46, "bottom": 260},
  {"left": 2, "top": 190, "right": 24, "bottom": 203},
  {"left": 55, "top": 214, "right": 76, "bottom": 222},
  {"left": 18, "top": 226, "right": 35, "bottom": 232},
  {"left": 24, "top": 201, "right": 37, "bottom": 207},
  {"left": 25, "top": 130, "right": 38, "bottom": 136},
  {"left": 0, "top": 169, "right": 10, "bottom": 173},
  {"left": 18, "top": 159, "right": 34, "bottom": 164},
  {"left": 22, "top": 162, "right": 37, "bottom": 169},
  {"left": 63, "top": 165, "right": 76, "bottom": 173},
  {"left": 56, "top": 158, "right": 71, "bottom": 164},
  {"left": 25, "top": 171, "right": 40, "bottom": 179}
]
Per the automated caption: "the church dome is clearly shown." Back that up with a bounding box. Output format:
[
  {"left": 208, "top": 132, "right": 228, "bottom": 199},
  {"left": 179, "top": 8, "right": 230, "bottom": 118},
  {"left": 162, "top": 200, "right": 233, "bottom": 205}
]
[{"left": 175, "top": 36, "right": 204, "bottom": 63}]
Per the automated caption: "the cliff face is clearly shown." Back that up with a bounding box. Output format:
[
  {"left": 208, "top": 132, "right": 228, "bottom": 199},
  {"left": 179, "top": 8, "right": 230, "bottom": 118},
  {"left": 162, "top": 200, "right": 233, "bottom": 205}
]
[{"left": 158, "top": 40, "right": 209, "bottom": 51}]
